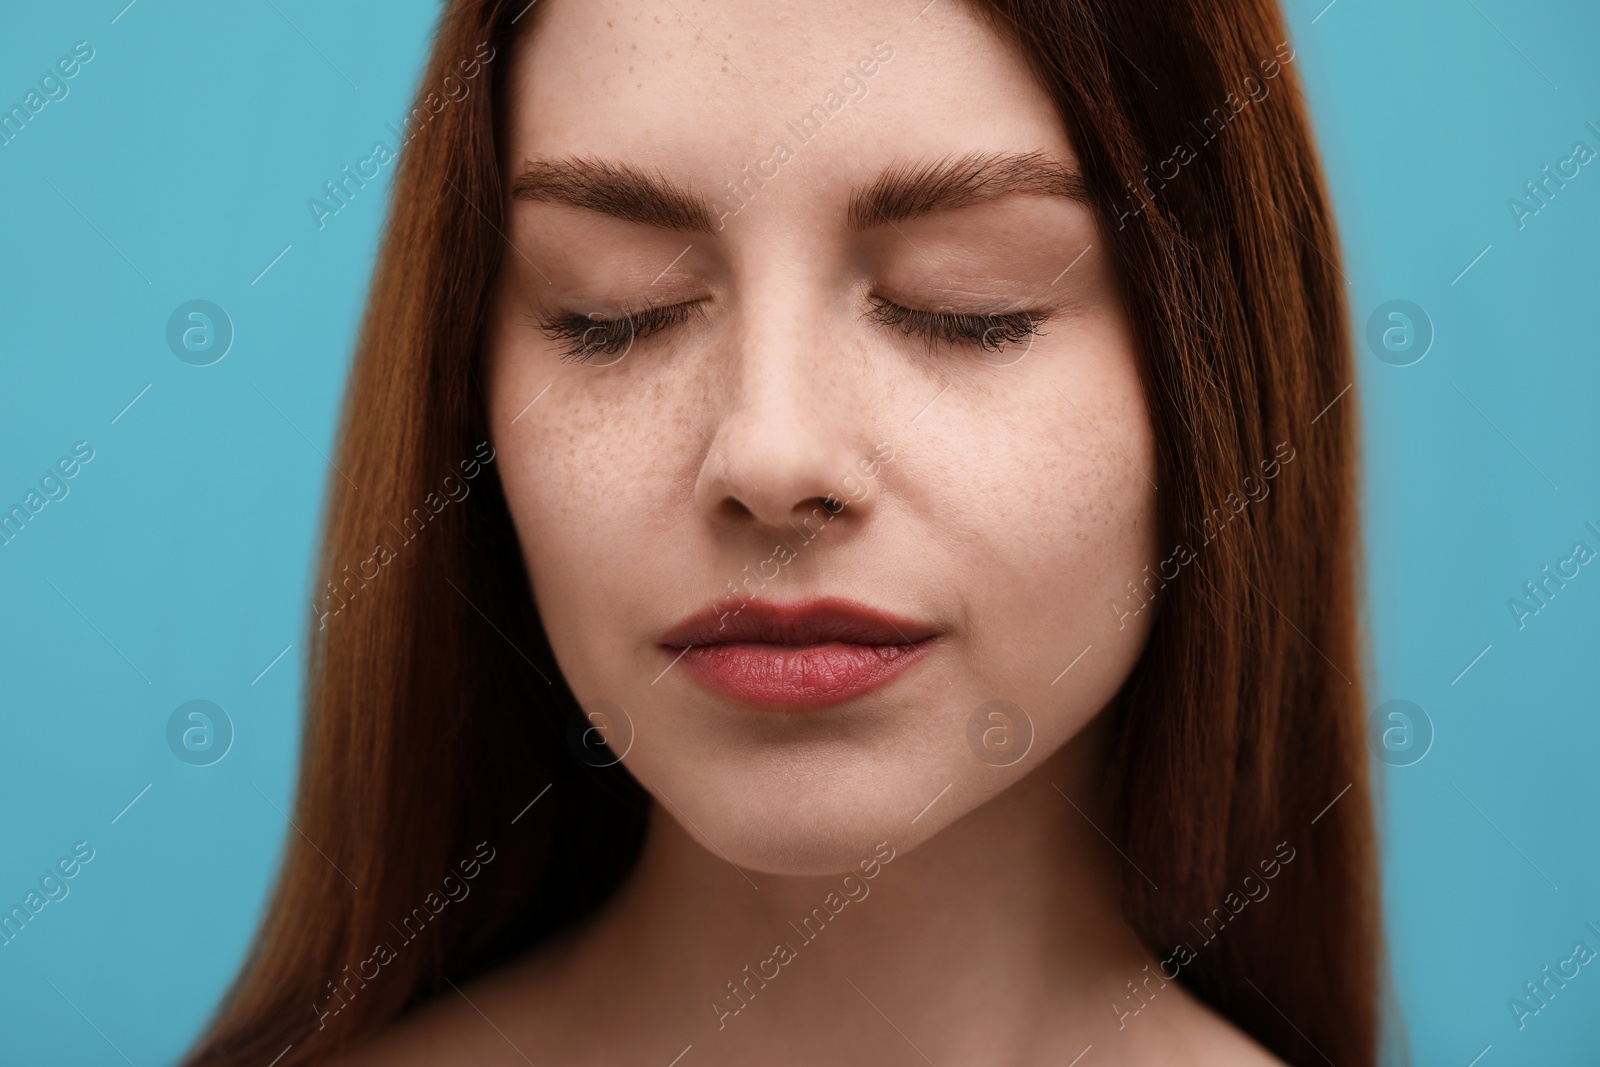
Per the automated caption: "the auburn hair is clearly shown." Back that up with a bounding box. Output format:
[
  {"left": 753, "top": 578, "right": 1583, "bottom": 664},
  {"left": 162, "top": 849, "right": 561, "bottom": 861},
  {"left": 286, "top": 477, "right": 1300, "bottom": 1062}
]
[{"left": 183, "top": 0, "right": 1384, "bottom": 1064}]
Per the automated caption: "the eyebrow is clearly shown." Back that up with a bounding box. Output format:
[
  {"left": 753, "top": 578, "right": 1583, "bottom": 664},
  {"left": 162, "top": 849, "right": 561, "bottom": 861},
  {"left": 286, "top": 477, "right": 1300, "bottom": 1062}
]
[
  {"left": 512, "top": 157, "right": 720, "bottom": 233},
  {"left": 846, "top": 151, "right": 1090, "bottom": 230},
  {"left": 509, "top": 151, "right": 1090, "bottom": 233}
]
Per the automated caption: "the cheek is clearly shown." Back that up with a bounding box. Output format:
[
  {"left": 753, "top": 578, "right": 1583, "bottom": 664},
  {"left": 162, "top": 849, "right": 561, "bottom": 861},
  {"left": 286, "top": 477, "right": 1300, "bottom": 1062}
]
[
  {"left": 913, "top": 329, "right": 1159, "bottom": 741},
  {"left": 485, "top": 331, "right": 687, "bottom": 687}
]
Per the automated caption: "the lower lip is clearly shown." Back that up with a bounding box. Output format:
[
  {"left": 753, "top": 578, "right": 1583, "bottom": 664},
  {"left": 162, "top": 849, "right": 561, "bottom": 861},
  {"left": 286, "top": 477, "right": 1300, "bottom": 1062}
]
[{"left": 670, "top": 639, "right": 934, "bottom": 708}]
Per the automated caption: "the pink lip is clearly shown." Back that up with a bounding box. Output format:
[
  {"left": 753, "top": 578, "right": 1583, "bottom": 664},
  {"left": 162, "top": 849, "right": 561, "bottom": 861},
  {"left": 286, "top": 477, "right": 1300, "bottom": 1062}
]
[{"left": 660, "top": 597, "right": 938, "bottom": 708}]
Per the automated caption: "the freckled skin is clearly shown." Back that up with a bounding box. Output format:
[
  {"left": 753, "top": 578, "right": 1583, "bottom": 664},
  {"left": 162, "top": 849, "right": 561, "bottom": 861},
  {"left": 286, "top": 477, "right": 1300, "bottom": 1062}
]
[
  {"left": 331, "top": 2, "right": 1285, "bottom": 1064},
  {"left": 487, "top": 0, "right": 1158, "bottom": 874}
]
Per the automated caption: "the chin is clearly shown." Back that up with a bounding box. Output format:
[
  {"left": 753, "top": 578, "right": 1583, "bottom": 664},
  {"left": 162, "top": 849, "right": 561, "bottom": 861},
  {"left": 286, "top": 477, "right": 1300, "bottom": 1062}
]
[
  {"left": 702, "top": 817, "right": 907, "bottom": 880},
  {"left": 631, "top": 733, "right": 1008, "bottom": 878}
]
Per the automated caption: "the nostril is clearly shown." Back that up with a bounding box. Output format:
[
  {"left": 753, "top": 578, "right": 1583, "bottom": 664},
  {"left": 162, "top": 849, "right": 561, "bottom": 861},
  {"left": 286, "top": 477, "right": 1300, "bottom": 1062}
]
[{"left": 716, "top": 497, "right": 757, "bottom": 522}]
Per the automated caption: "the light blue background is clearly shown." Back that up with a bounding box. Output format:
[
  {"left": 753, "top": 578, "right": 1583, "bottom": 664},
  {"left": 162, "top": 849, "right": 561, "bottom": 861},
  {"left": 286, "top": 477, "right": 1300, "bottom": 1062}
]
[{"left": 1, "top": 1, "right": 1595, "bottom": 1063}]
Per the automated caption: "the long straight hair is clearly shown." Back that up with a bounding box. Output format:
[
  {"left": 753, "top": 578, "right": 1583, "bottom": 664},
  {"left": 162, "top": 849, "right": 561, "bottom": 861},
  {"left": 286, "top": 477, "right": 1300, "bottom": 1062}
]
[{"left": 183, "top": 0, "right": 1381, "bottom": 1063}]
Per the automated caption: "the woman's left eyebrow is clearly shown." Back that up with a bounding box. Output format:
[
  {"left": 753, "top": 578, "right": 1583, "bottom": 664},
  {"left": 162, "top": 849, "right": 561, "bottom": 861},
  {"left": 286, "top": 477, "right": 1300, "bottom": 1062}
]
[{"left": 848, "top": 151, "right": 1089, "bottom": 229}]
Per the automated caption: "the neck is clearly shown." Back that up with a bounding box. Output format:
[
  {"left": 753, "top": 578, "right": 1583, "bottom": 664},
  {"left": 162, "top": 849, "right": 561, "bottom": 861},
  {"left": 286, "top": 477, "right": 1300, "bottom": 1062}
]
[{"left": 528, "top": 722, "right": 1177, "bottom": 1063}]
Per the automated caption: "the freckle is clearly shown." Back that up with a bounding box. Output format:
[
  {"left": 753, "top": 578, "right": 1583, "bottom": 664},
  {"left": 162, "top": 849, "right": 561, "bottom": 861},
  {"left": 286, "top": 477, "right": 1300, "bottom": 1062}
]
[
  {"left": 631, "top": 42, "right": 638, "bottom": 50},
  {"left": 607, "top": 19, "right": 613, "bottom": 27},
  {"left": 628, "top": 65, "right": 634, "bottom": 72}
]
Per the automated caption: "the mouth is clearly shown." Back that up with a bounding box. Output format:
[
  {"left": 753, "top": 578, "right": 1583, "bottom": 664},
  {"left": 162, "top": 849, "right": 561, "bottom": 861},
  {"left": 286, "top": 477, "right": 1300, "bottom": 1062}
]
[{"left": 659, "top": 596, "right": 939, "bottom": 708}]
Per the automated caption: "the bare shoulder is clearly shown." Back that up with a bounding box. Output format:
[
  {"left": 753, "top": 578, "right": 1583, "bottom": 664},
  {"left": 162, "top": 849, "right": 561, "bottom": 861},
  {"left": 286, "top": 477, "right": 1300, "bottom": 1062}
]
[
  {"left": 324, "top": 944, "right": 575, "bottom": 1067},
  {"left": 1119, "top": 977, "right": 1289, "bottom": 1066},
  {"left": 1180, "top": 1016, "right": 1288, "bottom": 1067}
]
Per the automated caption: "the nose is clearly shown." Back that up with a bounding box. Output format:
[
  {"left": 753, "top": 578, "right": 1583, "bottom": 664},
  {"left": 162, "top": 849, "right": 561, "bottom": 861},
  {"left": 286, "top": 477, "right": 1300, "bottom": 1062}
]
[{"left": 692, "top": 315, "right": 880, "bottom": 534}]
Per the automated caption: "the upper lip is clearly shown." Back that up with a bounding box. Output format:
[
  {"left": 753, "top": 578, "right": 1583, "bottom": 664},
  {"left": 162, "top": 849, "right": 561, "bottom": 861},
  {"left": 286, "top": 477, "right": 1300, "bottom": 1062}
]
[{"left": 661, "top": 596, "right": 938, "bottom": 648}]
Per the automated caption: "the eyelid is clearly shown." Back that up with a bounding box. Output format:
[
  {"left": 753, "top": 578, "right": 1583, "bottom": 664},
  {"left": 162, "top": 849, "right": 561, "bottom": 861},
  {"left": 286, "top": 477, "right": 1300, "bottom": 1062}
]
[
  {"left": 534, "top": 298, "right": 706, "bottom": 363},
  {"left": 877, "top": 288, "right": 1036, "bottom": 315},
  {"left": 865, "top": 295, "right": 1047, "bottom": 352}
]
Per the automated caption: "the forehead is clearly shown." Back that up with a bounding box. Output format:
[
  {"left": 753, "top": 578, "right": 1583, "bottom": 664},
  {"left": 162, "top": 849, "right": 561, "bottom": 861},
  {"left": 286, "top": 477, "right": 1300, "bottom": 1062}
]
[{"left": 503, "top": 0, "right": 1075, "bottom": 180}]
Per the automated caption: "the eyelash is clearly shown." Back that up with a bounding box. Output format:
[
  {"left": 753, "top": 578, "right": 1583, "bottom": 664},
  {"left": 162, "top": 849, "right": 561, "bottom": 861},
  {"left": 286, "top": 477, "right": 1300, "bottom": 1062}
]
[
  {"left": 537, "top": 299, "right": 701, "bottom": 363},
  {"left": 535, "top": 295, "right": 1046, "bottom": 364},
  {"left": 864, "top": 296, "right": 1045, "bottom": 353}
]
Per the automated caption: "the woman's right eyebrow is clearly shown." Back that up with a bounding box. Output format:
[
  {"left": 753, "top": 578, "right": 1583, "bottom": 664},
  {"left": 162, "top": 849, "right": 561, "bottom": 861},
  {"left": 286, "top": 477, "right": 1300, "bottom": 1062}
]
[
  {"left": 512, "top": 157, "right": 720, "bottom": 233},
  {"left": 510, "top": 150, "right": 1088, "bottom": 234}
]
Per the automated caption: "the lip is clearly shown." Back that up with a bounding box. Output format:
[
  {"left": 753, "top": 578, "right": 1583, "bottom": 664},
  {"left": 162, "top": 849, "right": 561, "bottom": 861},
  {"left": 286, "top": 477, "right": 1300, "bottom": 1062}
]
[{"left": 660, "top": 597, "right": 939, "bottom": 708}]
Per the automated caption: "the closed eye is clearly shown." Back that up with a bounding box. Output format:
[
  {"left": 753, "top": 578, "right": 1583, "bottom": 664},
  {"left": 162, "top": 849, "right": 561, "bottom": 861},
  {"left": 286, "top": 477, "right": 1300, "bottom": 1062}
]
[
  {"left": 535, "top": 299, "right": 703, "bottom": 364},
  {"left": 866, "top": 295, "right": 1045, "bottom": 353}
]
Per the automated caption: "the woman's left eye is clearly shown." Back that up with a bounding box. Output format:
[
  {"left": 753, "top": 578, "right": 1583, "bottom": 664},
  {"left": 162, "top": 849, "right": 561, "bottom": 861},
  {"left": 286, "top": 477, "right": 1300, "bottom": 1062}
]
[{"left": 866, "top": 295, "right": 1046, "bottom": 353}]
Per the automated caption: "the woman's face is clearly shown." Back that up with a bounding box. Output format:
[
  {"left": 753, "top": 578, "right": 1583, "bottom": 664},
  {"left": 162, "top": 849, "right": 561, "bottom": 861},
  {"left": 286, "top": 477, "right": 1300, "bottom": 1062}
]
[{"left": 486, "top": 0, "right": 1159, "bottom": 874}]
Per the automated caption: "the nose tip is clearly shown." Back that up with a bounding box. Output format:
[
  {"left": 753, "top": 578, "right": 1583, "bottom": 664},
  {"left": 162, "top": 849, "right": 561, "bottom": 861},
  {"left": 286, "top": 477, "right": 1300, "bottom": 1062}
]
[
  {"left": 693, "top": 385, "right": 881, "bottom": 533},
  {"left": 702, "top": 449, "right": 876, "bottom": 532}
]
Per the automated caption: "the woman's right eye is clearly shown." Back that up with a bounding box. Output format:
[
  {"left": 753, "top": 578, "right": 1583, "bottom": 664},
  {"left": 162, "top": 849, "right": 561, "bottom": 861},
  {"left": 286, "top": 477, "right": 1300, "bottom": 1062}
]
[{"left": 536, "top": 300, "right": 701, "bottom": 364}]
